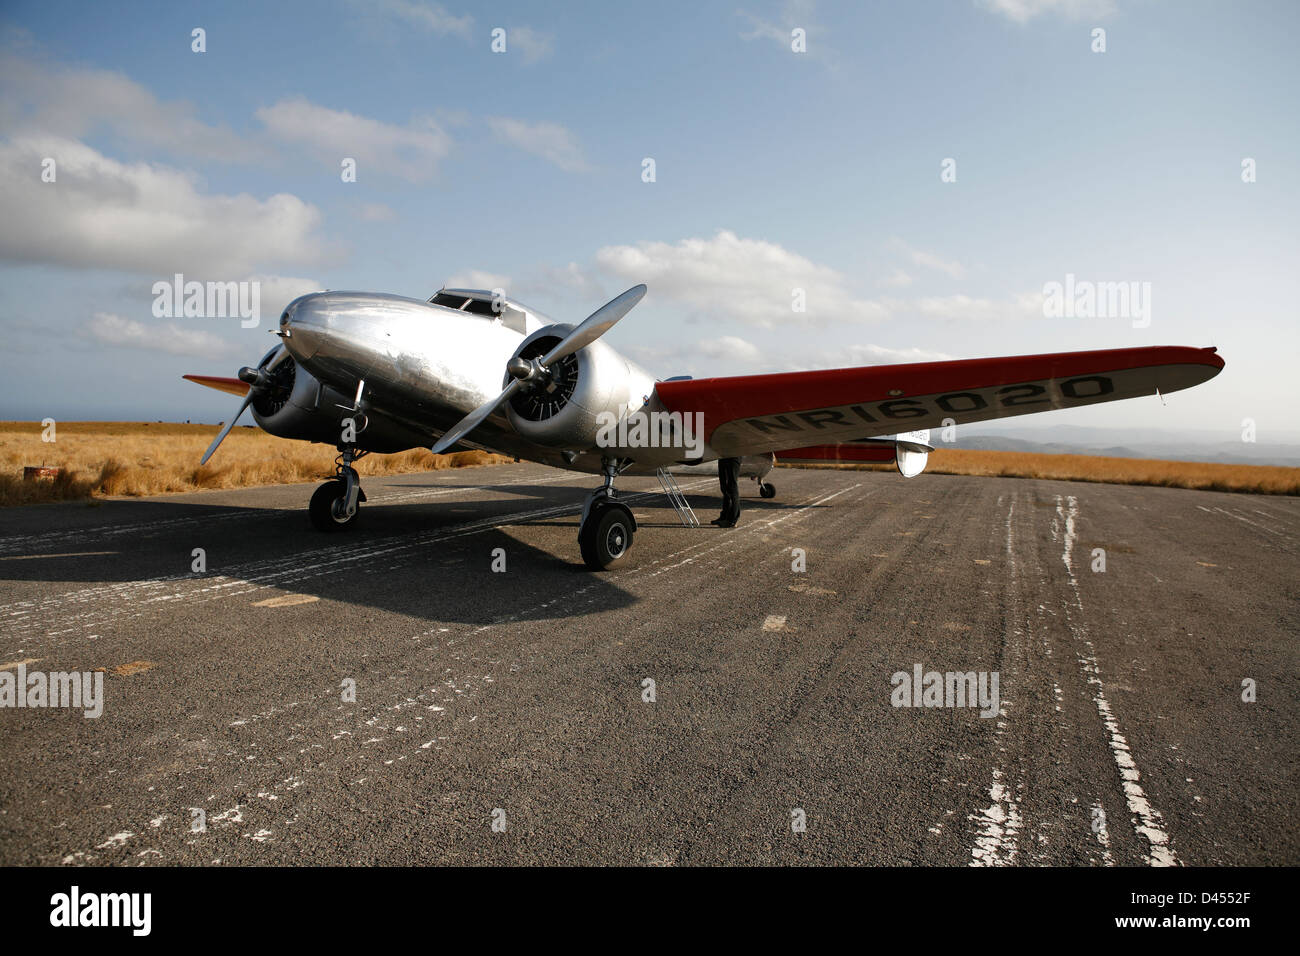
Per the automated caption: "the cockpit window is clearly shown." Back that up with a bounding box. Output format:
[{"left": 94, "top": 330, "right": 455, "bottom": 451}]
[
  {"left": 460, "top": 298, "right": 499, "bottom": 317},
  {"left": 429, "top": 292, "right": 501, "bottom": 318}
]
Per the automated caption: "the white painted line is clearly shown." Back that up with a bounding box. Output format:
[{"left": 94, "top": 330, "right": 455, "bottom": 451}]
[{"left": 1056, "top": 494, "right": 1177, "bottom": 867}]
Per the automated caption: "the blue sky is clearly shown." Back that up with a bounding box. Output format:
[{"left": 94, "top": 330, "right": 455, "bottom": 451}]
[{"left": 1, "top": 0, "right": 1297, "bottom": 441}]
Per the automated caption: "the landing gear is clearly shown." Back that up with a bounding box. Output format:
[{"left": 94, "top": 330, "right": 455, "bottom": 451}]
[
  {"left": 578, "top": 457, "right": 636, "bottom": 570},
  {"left": 759, "top": 481, "right": 776, "bottom": 499},
  {"left": 309, "top": 447, "right": 367, "bottom": 532}
]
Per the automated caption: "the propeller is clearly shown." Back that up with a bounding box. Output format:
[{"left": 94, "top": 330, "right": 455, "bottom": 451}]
[
  {"left": 199, "top": 347, "right": 290, "bottom": 465},
  {"left": 431, "top": 284, "right": 646, "bottom": 455}
]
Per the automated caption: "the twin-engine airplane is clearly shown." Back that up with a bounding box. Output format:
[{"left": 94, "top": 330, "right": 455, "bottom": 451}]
[{"left": 185, "top": 283, "right": 1224, "bottom": 569}]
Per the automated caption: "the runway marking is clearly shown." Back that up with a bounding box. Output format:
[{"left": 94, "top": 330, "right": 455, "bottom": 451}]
[
  {"left": 1196, "top": 504, "right": 1294, "bottom": 550},
  {"left": 969, "top": 494, "right": 1021, "bottom": 867},
  {"left": 1091, "top": 801, "right": 1115, "bottom": 864},
  {"left": 94, "top": 832, "right": 133, "bottom": 850},
  {"left": 253, "top": 594, "right": 320, "bottom": 607},
  {"left": 970, "top": 766, "right": 1021, "bottom": 866},
  {"left": 762, "top": 615, "right": 787, "bottom": 631},
  {"left": 1056, "top": 494, "right": 1177, "bottom": 867}
]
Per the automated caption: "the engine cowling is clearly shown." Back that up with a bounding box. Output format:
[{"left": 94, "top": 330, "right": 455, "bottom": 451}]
[
  {"left": 247, "top": 347, "right": 425, "bottom": 453},
  {"left": 503, "top": 325, "right": 656, "bottom": 449}
]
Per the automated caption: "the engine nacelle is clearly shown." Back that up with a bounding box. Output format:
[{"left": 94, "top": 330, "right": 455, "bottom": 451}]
[
  {"left": 248, "top": 347, "right": 425, "bottom": 453},
  {"left": 503, "top": 325, "right": 657, "bottom": 449}
]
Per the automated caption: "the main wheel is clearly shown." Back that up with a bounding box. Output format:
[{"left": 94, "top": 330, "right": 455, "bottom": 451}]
[
  {"left": 579, "top": 503, "right": 634, "bottom": 570},
  {"left": 309, "top": 480, "right": 358, "bottom": 531},
  {"left": 759, "top": 482, "right": 776, "bottom": 499}
]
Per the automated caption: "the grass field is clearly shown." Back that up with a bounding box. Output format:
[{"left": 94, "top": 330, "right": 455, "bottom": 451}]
[
  {"left": 0, "top": 421, "right": 508, "bottom": 506},
  {"left": 3, "top": 422, "right": 1297, "bottom": 507},
  {"left": 783, "top": 447, "right": 1300, "bottom": 496}
]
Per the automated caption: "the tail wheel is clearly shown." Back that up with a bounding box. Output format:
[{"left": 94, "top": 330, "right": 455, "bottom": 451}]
[
  {"left": 309, "top": 480, "right": 358, "bottom": 531},
  {"left": 759, "top": 482, "right": 776, "bottom": 499},
  {"left": 580, "top": 503, "right": 634, "bottom": 570}
]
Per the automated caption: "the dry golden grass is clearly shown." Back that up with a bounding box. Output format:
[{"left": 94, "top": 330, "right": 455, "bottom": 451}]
[
  {"left": 7, "top": 422, "right": 1295, "bottom": 506},
  {"left": 781, "top": 447, "right": 1300, "bottom": 496},
  {"left": 0, "top": 421, "right": 509, "bottom": 506}
]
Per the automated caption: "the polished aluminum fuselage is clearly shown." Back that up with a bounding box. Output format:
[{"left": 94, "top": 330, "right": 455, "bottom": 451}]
[{"left": 277, "top": 291, "right": 756, "bottom": 476}]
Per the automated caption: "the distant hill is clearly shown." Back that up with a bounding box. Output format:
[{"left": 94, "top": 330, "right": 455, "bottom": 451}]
[{"left": 951, "top": 425, "right": 1300, "bottom": 467}]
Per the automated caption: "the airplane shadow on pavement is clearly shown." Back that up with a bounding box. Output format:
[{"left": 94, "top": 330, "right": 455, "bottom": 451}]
[{"left": 0, "top": 488, "right": 820, "bottom": 627}]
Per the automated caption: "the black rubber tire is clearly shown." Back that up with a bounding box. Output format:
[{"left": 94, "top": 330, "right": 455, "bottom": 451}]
[
  {"left": 759, "top": 482, "right": 776, "bottom": 499},
  {"left": 580, "top": 503, "right": 634, "bottom": 570},
  {"left": 309, "top": 480, "right": 357, "bottom": 532}
]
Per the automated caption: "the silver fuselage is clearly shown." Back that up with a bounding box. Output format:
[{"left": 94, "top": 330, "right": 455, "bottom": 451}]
[{"left": 277, "top": 291, "right": 771, "bottom": 479}]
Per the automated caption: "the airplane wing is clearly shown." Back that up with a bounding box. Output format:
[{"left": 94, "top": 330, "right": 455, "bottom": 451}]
[
  {"left": 183, "top": 374, "right": 250, "bottom": 398},
  {"left": 656, "top": 345, "right": 1224, "bottom": 458}
]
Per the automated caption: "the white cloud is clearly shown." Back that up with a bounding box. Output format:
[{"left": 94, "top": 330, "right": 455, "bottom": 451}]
[
  {"left": 356, "top": 202, "right": 396, "bottom": 222},
  {"left": 374, "top": 0, "right": 473, "bottom": 37},
  {"left": 257, "top": 98, "right": 452, "bottom": 182},
  {"left": 251, "top": 276, "right": 324, "bottom": 315},
  {"left": 830, "top": 343, "right": 955, "bottom": 365},
  {"left": 507, "top": 26, "right": 555, "bottom": 64},
  {"left": 900, "top": 292, "right": 1045, "bottom": 321},
  {"left": 697, "top": 335, "right": 764, "bottom": 364},
  {"left": 0, "top": 136, "right": 329, "bottom": 276},
  {"left": 444, "top": 270, "right": 510, "bottom": 291},
  {"left": 0, "top": 53, "right": 264, "bottom": 164},
  {"left": 486, "top": 117, "right": 588, "bottom": 172},
  {"left": 877, "top": 268, "right": 914, "bottom": 289},
  {"left": 979, "top": 0, "right": 1117, "bottom": 23},
  {"left": 83, "top": 312, "right": 236, "bottom": 358},
  {"left": 626, "top": 336, "right": 953, "bottom": 378},
  {"left": 889, "top": 239, "right": 968, "bottom": 279},
  {"left": 738, "top": 0, "right": 836, "bottom": 65},
  {"left": 593, "top": 230, "right": 888, "bottom": 327},
  {"left": 535, "top": 261, "right": 611, "bottom": 301}
]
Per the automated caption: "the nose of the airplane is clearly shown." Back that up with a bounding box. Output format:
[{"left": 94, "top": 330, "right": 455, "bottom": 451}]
[{"left": 279, "top": 292, "right": 326, "bottom": 360}]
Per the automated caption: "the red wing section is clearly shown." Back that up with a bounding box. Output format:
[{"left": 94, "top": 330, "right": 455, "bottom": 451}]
[
  {"left": 775, "top": 441, "right": 897, "bottom": 465},
  {"left": 656, "top": 346, "right": 1223, "bottom": 458},
  {"left": 183, "top": 374, "right": 250, "bottom": 398}
]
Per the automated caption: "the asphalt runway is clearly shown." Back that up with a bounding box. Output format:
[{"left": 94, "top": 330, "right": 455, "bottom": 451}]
[{"left": 0, "top": 463, "right": 1295, "bottom": 866}]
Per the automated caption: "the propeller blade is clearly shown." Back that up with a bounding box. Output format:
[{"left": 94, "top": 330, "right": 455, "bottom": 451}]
[
  {"left": 431, "top": 378, "right": 522, "bottom": 455},
  {"left": 539, "top": 284, "right": 646, "bottom": 367},
  {"left": 200, "top": 391, "right": 254, "bottom": 465}
]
